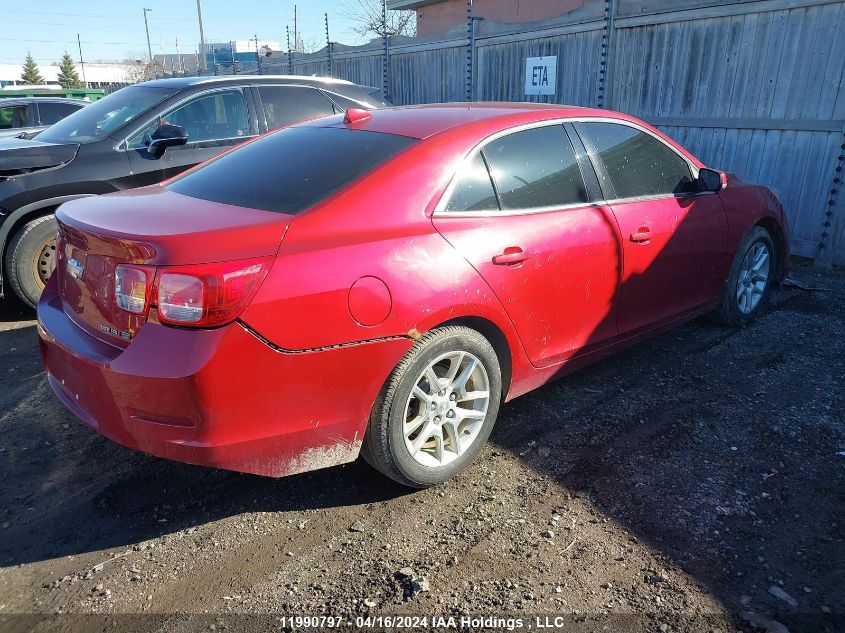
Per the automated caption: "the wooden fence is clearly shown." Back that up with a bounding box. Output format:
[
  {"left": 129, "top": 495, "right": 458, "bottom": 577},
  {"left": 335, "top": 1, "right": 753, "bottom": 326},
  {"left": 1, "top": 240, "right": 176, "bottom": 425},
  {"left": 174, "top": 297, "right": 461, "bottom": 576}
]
[{"left": 184, "top": 0, "right": 845, "bottom": 265}]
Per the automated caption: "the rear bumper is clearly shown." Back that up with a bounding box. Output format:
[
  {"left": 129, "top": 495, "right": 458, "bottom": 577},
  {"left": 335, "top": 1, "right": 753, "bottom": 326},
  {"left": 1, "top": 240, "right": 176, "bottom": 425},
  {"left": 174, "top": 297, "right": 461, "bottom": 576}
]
[{"left": 37, "top": 277, "right": 412, "bottom": 477}]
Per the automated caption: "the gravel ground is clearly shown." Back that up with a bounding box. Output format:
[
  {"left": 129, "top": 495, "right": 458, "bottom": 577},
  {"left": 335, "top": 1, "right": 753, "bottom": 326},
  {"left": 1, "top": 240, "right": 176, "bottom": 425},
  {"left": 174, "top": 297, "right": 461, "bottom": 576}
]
[{"left": 0, "top": 262, "right": 842, "bottom": 633}]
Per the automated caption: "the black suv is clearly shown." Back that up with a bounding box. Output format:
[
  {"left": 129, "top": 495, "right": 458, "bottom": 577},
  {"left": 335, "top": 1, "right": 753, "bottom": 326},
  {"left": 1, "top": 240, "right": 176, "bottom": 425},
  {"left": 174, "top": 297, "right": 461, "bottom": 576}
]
[{"left": 0, "top": 75, "right": 385, "bottom": 307}]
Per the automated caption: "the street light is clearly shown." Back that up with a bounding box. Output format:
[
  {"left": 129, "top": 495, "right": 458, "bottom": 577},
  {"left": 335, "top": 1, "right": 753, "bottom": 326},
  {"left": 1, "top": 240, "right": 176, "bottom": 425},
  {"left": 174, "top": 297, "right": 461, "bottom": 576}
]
[{"left": 143, "top": 8, "right": 153, "bottom": 64}]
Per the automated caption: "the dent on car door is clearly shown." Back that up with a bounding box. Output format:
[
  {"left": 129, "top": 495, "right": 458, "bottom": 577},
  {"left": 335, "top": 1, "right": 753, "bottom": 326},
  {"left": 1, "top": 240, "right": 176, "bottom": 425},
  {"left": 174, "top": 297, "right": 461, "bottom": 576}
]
[
  {"left": 125, "top": 88, "right": 256, "bottom": 187},
  {"left": 574, "top": 121, "right": 728, "bottom": 334},
  {"left": 432, "top": 124, "right": 622, "bottom": 368}
]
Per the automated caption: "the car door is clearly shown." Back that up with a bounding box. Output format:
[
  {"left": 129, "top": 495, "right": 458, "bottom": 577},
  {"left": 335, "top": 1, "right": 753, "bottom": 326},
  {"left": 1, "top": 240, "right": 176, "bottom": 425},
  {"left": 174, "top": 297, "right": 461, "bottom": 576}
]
[
  {"left": 432, "top": 123, "right": 621, "bottom": 368},
  {"left": 574, "top": 121, "right": 728, "bottom": 335},
  {"left": 125, "top": 87, "right": 258, "bottom": 187},
  {"left": 253, "top": 84, "right": 337, "bottom": 132}
]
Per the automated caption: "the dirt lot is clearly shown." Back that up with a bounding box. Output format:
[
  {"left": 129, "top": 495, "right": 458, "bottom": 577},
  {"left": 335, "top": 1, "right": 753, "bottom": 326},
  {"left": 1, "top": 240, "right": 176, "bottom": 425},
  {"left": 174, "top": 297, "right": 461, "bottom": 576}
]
[{"left": 0, "top": 263, "right": 842, "bottom": 633}]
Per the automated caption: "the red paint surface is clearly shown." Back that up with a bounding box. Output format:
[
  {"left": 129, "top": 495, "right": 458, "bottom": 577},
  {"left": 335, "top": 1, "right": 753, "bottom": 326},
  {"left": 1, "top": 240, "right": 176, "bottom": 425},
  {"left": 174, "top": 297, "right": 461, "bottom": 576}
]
[{"left": 38, "top": 104, "right": 789, "bottom": 477}]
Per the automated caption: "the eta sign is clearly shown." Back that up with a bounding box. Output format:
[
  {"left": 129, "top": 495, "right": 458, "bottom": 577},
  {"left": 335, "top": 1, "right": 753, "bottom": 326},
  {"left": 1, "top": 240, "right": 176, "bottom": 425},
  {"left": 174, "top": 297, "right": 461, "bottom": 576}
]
[{"left": 524, "top": 56, "right": 557, "bottom": 96}]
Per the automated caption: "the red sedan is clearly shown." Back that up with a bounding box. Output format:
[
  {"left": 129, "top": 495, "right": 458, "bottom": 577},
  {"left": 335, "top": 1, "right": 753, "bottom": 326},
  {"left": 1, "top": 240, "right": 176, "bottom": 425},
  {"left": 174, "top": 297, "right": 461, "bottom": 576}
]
[{"left": 37, "top": 104, "right": 788, "bottom": 487}]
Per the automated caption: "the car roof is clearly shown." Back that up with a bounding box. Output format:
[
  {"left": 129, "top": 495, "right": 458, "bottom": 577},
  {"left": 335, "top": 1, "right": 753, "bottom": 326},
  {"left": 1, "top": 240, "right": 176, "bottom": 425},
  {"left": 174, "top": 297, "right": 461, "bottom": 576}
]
[
  {"left": 141, "top": 75, "right": 357, "bottom": 89},
  {"left": 313, "top": 102, "right": 631, "bottom": 140},
  {"left": 0, "top": 97, "right": 88, "bottom": 105}
]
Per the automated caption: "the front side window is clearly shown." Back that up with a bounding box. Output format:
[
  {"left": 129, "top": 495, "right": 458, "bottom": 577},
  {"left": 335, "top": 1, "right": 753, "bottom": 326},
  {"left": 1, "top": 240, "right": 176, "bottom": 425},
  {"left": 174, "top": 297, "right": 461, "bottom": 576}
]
[
  {"left": 257, "top": 86, "right": 335, "bottom": 130},
  {"left": 38, "top": 101, "right": 83, "bottom": 125},
  {"left": 0, "top": 105, "right": 28, "bottom": 129},
  {"left": 37, "top": 85, "right": 176, "bottom": 144},
  {"left": 444, "top": 152, "right": 499, "bottom": 212},
  {"left": 167, "top": 127, "right": 416, "bottom": 215},
  {"left": 128, "top": 89, "right": 250, "bottom": 149},
  {"left": 576, "top": 122, "right": 696, "bottom": 199},
  {"left": 481, "top": 125, "right": 588, "bottom": 210}
]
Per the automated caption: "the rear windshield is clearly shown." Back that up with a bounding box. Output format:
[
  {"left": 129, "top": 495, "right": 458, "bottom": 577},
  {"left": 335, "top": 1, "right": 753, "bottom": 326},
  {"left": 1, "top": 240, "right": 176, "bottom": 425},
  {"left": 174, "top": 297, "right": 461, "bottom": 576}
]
[{"left": 167, "top": 126, "right": 416, "bottom": 214}]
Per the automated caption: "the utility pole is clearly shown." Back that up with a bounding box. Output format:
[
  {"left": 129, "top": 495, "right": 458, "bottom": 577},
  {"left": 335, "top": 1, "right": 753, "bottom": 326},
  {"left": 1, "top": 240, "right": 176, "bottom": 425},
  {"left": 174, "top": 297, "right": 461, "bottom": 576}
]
[
  {"left": 76, "top": 34, "right": 87, "bottom": 88},
  {"left": 294, "top": 5, "right": 298, "bottom": 52},
  {"left": 196, "top": 0, "right": 207, "bottom": 71},
  {"left": 143, "top": 8, "right": 153, "bottom": 64}
]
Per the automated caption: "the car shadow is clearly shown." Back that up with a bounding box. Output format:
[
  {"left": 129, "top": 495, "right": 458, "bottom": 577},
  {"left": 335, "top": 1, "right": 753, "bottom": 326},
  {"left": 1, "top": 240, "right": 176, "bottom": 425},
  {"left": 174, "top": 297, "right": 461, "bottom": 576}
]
[{"left": 0, "top": 292, "right": 34, "bottom": 323}]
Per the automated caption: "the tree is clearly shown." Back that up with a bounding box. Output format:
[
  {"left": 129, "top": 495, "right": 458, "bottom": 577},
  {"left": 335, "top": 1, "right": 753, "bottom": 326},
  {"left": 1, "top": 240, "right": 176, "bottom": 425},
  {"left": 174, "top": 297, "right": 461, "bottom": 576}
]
[
  {"left": 342, "top": 0, "right": 416, "bottom": 40},
  {"left": 123, "top": 52, "right": 166, "bottom": 84},
  {"left": 20, "top": 53, "right": 44, "bottom": 85},
  {"left": 57, "top": 52, "right": 84, "bottom": 88}
]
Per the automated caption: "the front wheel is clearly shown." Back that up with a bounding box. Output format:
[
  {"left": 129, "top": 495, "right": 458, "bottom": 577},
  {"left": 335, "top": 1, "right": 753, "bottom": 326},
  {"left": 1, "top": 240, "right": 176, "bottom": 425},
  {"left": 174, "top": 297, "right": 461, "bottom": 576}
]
[
  {"left": 712, "top": 226, "right": 775, "bottom": 327},
  {"left": 361, "top": 326, "right": 502, "bottom": 488},
  {"left": 4, "top": 215, "right": 59, "bottom": 309}
]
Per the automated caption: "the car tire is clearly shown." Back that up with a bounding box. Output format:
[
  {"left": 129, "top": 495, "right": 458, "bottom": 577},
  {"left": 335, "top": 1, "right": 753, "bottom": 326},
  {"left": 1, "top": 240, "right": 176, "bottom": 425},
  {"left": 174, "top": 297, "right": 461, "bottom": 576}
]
[
  {"left": 361, "top": 326, "right": 502, "bottom": 488},
  {"left": 4, "top": 215, "right": 59, "bottom": 309},
  {"left": 711, "top": 226, "right": 776, "bottom": 327}
]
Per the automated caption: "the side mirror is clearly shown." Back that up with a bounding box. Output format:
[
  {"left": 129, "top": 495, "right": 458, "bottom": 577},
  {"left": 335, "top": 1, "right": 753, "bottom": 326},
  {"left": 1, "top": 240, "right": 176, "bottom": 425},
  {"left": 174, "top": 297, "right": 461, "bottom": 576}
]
[
  {"left": 698, "top": 167, "right": 725, "bottom": 192},
  {"left": 148, "top": 123, "right": 188, "bottom": 155}
]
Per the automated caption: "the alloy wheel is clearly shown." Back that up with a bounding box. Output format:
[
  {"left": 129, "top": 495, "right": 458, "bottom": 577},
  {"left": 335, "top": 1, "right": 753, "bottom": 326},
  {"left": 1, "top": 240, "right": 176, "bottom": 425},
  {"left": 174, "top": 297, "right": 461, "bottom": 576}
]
[
  {"left": 736, "top": 241, "right": 770, "bottom": 314},
  {"left": 402, "top": 351, "right": 490, "bottom": 468}
]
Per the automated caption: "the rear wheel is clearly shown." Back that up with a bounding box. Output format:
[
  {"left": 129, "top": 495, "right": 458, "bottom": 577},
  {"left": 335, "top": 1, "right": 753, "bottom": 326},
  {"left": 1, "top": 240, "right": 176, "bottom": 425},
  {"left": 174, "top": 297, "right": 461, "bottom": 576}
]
[
  {"left": 712, "top": 226, "right": 775, "bottom": 326},
  {"left": 361, "top": 326, "right": 502, "bottom": 488},
  {"left": 4, "top": 215, "right": 59, "bottom": 309}
]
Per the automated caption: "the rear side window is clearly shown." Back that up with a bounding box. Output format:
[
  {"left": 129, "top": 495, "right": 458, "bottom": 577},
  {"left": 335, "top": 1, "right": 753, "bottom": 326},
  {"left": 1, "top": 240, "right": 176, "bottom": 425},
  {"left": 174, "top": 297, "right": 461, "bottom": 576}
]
[
  {"left": 38, "top": 101, "right": 83, "bottom": 125},
  {"left": 445, "top": 153, "right": 499, "bottom": 212},
  {"left": 257, "top": 86, "right": 335, "bottom": 130},
  {"left": 576, "top": 122, "right": 695, "bottom": 198},
  {"left": 0, "top": 105, "right": 28, "bottom": 129},
  {"left": 167, "top": 127, "right": 416, "bottom": 215},
  {"left": 482, "top": 125, "right": 588, "bottom": 210}
]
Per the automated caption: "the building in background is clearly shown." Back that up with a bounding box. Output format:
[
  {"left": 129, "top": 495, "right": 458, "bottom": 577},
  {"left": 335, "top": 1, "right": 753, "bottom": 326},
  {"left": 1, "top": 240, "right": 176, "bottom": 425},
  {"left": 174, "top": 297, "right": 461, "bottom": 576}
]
[
  {"left": 388, "top": 0, "right": 592, "bottom": 37},
  {"left": 204, "top": 40, "right": 282, "bottom": 72},
  {"left": 154, "top": 53, "right": 200, "bottom": 75},
  {"left": 0, "top": 62, "right": 132, "bottom": 89}
]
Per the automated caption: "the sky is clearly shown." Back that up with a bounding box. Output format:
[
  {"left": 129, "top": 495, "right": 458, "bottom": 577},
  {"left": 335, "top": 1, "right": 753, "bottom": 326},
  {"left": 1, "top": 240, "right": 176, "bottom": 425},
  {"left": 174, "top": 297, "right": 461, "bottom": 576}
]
[{"left": 0, "top": 1, "right": 368, "bottom": 66}]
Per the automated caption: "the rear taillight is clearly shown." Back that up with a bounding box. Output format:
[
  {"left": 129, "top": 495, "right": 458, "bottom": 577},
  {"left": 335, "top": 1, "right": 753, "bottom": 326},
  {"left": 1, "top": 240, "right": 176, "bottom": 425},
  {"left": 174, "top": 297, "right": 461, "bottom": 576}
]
[
  {"left": 156, "top": 257, "right": 271, "bottom": 327},
  {"left": 113, "top": 257, "right": 271, "bottom": 328},
  {"left": 115, "top": 265, "right": 153, "bottom": 314}
]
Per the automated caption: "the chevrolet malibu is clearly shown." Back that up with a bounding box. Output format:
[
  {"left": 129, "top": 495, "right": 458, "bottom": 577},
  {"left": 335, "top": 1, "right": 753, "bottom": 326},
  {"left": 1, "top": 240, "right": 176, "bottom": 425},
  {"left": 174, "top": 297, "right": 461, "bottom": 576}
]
[{"left": 38, "top": 104, "right": 788, "bottom": 487}]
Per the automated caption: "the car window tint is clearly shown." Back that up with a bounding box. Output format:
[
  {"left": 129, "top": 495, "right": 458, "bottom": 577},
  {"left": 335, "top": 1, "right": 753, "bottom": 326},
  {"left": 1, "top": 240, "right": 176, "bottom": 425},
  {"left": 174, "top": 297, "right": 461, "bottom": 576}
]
[
  {"left": 128, "top": 89, "right": 250, "bottom": 148},
  {"left": 167, "top": 127, "right": 416, "bottom": 215},
  {"left": 257, "top": 86, "right": 335, "bottom": 130},
  {"left": 444, "top": 152, "right": 499, "bottom": 212},
  {"left": 0, "top": 105, "right": 28, "bottom": 129},
  {"left": 576, "top": 122, "right": 696, "bottom": 198},
  {"left": 481, "top": 125, "right": 588, "bottom": 210},
  {"left": 38, "top": 102, "right": 83, "bottom": 125}
]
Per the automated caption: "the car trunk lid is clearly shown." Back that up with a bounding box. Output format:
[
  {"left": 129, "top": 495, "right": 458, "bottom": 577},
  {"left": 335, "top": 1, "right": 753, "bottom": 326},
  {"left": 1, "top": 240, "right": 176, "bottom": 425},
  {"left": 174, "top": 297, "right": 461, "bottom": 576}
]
[{"left": 55, "top": 186, "right": 292, "bottom": 347}]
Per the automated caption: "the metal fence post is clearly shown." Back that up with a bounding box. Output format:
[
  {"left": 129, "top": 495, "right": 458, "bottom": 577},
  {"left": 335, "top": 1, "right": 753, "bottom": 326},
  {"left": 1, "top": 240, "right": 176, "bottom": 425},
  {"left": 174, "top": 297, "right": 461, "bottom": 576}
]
[
  {"left": 598, "top": 0, "right": 617, "bottom": 109},
  {"left": 466, "top": 0, "right": 473, "bottom": 102},
  {"left": 816, "top": 128, "right": 845, "bottom": 266},
  {"left": 325, "top": 13, "right": 333, "bottom": 76},
  {"left": 382, "top": 0, "right": 390, "bottom": 102},
  {"left": 287, "top": 25, "right": 294, "bottom": 75}
]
